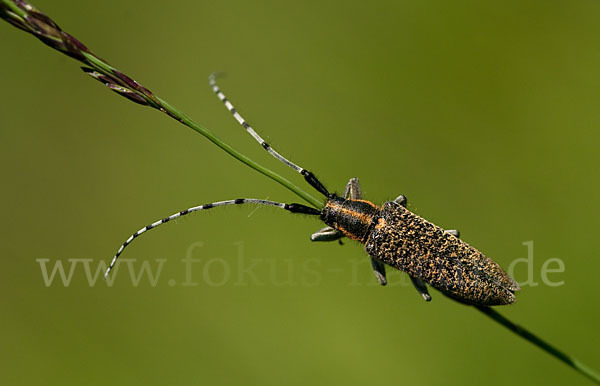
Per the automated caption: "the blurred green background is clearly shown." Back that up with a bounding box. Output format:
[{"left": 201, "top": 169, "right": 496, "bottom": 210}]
[{"left": 1, "top": 0, "right": 599, "bottom": 385}]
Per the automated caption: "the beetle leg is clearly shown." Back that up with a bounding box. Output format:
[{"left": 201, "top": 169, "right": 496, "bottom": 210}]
[
  {"left": 410, "top": 275, "right": 432, "bottom": 301},
  {"left": 370, "top": 258, "right": 387, "bottom": 286},
  {"left": 310, "top": 226, "right": 344, "bottom": 242},
  {"left": 344, "top": 177, "right": 363, "bottom": 199},
  {"left": 394, "top": 195, "right": 407, "bottom": 207},
  {"left": 445, "top": 229, "right": 460, "bottom": 238}
]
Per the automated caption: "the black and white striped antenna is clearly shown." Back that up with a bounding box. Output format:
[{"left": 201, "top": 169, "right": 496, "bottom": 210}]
[
  {"left": 105, "top": 77, "right": 334, "bottom": 279},
  {"left": 209, "top": 74, "right": 330, "bottom": 198},
  {"left": 104, "top": 199, "right": 320, "bottom": 278}
]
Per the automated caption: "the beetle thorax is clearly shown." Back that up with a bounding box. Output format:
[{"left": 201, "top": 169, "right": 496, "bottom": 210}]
[{"left": 321, "top": 196, "right": 381, "bottom": 243}]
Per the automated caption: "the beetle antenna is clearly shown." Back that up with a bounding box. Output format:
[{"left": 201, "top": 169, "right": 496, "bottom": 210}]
[
  {"left": 104, "top": 199, "right": 320, "bottom": 278},
  {"left": 209, "top": 74, "right": 330, "bottom": 198}
]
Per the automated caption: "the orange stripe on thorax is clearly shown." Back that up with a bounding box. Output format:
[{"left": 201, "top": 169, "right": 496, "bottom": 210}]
[{"left": 321, "top": 198, "right": 381, "bottom": 242}]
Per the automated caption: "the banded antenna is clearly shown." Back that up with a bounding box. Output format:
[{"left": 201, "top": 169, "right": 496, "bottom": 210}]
[
  {"left": 209, "top": 74, "right": 330, "bottom": 198},
  {"left": 104, "top": 199, "right": 320, "bottom": 278},
  {"left": 105, "top": 77, "right": 333, "bottom": 279}
]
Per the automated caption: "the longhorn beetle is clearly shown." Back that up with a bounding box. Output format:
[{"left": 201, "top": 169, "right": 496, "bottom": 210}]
[{"left": 105, "top": 75, "right": 520, "bottom": 306}]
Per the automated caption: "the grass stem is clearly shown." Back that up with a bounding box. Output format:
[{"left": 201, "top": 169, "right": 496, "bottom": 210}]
[{"left": 476, "top": 306, "right": 600, "bottom": 384}]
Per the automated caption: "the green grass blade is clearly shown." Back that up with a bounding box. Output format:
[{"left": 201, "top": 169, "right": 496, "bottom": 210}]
[
  {"left": 0, "top": 0, "right": 324, "bottom": 209},
  {"left": 476, "top": 306, "right": 600, "bottom": 384}
]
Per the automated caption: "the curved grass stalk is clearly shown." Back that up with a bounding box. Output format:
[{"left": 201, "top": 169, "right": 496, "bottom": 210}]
[
  {"left": 1, "top": 0, "right": 598, "bottom": 383},
  {"left": 476, "top": 306, "right": 600, "bottom": 384},
  {"left": 0, "top": 0, "right": 323, "bottom": 209}
]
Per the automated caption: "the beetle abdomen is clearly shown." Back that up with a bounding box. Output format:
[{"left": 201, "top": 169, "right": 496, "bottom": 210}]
[{"left": 365, "top": 202, "right": 520, "bottom": 306}]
